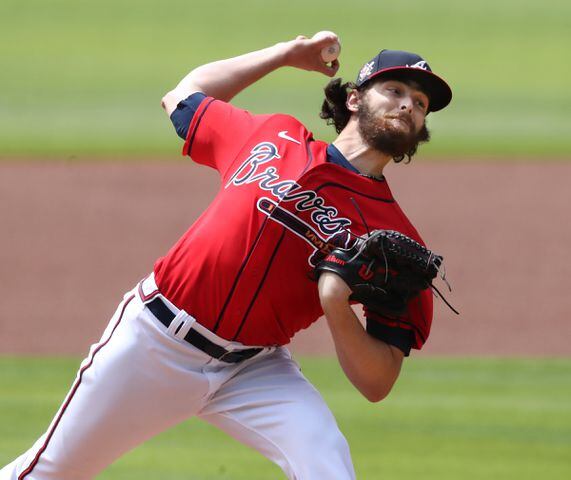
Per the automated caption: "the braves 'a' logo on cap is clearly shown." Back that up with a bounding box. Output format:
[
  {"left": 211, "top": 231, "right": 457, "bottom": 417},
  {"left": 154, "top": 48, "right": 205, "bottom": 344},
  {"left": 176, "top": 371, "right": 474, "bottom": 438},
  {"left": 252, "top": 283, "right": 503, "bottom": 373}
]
[
  {"left": 407, "top": 60, "right": 429, "bottom": 71},
  {"left": 358, "top": 61, "right": 375, "bottom": 82}
]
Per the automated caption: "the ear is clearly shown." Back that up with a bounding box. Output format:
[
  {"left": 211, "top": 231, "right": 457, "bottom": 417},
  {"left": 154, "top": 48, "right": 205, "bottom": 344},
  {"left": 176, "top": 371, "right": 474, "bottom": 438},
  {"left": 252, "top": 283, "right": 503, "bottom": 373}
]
[{"left": 346, "top": 89, "right": 361, "bottom": 113}]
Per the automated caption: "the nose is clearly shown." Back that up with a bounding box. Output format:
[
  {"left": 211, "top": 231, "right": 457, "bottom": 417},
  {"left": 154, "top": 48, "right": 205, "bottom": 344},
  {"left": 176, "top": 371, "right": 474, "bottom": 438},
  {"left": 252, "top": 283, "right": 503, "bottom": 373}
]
[{"left": 399, "top": 96, "right": 414, "bottom": 114}]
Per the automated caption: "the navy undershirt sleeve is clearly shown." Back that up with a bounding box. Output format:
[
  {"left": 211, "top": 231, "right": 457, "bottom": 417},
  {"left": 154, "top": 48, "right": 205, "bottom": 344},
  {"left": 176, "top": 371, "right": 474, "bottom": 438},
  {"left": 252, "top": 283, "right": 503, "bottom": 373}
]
[
  {"left": 365, "top": 319, "right": 415, "bottom": 356},
  {"left": 169, "top": 92, "right": 208, "bottom": 140}
]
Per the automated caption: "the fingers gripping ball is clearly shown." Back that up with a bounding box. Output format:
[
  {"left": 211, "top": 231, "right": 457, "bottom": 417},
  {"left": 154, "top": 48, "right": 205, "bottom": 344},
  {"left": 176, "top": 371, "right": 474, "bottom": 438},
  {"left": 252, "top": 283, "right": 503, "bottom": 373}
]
[
  {"left": 321, "top": 41, "right": 340, "bottom": 63},
  {"left": 315, "top": 230, "right": 444, "bottom": 317},
  {"left": 312, "top": 30, "right": 341, "bottom": 63}
]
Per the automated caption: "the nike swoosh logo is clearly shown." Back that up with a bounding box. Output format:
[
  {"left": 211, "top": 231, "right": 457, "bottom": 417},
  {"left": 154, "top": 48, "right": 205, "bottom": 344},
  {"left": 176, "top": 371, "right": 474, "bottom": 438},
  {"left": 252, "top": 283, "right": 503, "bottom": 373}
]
[{"left": 277, "top": 130, "right": 301, "bottom": 145}]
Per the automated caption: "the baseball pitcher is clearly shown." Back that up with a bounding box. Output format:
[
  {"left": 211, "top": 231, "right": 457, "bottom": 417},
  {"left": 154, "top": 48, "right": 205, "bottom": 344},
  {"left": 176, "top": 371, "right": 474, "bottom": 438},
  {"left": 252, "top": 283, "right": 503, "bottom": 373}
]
[{"left": 1, "top": 32, "right": 453, "bottom": 479}]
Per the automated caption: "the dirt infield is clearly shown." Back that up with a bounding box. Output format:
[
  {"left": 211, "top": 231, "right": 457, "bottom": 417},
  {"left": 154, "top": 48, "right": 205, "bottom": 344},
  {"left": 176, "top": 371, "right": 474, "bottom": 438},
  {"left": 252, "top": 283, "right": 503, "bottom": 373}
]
[{"left": 1, "top": 160, "right": 570, "bottom": 357}]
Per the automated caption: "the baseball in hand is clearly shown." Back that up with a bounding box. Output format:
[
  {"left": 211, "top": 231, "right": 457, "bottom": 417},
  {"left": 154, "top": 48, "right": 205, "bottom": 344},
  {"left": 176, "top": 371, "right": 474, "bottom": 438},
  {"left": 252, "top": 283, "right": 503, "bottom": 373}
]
[{"left": 312, "top": 30, "right": 341, "bottom": 63}]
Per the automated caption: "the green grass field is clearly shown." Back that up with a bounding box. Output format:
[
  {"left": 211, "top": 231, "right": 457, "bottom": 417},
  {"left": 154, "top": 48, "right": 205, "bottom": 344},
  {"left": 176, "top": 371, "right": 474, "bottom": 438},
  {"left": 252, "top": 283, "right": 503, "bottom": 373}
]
[
  {"left": 1, "top": 0, "right": 570, "bottom": 157},
  {"left": 1, "top": 357, "right": 569, "bottom": 479}
]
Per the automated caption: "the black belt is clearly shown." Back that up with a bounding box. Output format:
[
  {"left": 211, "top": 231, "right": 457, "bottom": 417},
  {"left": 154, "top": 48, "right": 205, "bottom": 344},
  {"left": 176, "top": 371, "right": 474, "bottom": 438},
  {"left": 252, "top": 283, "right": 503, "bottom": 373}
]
[{"left": 145, "top": 296, "right": 263, "bottom": 363}]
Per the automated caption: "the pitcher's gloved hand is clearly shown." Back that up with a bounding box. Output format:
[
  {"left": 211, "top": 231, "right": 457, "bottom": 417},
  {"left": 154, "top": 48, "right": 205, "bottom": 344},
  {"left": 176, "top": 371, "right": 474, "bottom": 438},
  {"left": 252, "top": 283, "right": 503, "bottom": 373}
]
[{"left": 315, "top": 230, "right": 444, "bottom": 317}]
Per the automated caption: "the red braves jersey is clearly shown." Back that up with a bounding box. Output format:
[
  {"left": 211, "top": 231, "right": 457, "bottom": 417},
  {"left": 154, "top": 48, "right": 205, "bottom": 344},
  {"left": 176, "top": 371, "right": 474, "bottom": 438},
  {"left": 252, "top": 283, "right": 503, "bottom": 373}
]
[{"left": 154, "top": 96, "right": 433, "bottom": 349}]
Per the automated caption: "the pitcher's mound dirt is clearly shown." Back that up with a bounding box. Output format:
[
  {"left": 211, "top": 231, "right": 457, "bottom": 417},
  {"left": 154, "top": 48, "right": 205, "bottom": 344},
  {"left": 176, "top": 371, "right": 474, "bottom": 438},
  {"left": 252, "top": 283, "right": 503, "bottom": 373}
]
[{"left": 1, "top": 160, "right": 569, "bottom": 357}]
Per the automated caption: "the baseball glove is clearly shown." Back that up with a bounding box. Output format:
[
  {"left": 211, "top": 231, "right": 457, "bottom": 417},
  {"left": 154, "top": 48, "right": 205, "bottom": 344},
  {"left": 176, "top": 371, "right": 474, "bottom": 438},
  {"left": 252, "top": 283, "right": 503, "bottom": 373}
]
[{"left": 315, "top": 229, "right": 457, "bottom": 317}]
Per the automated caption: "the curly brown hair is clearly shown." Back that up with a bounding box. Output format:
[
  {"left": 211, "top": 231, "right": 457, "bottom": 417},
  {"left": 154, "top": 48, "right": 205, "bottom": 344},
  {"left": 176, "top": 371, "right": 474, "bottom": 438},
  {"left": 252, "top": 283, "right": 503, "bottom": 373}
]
[
  {"left": 319, "top": 78, "right": 359, "bottom": 134},
  {"left": 319, "top": 77, "right": 430, "bottom": 163}
]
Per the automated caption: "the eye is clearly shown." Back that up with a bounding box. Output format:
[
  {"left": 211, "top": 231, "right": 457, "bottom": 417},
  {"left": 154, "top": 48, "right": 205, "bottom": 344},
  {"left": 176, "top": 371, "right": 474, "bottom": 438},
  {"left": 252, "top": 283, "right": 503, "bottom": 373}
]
[
  {"left": 415, "top": 99, "right": 428, "bottom": 111},
  {"left": 388, "top": 87, "right": 401, "bottom": 95}
]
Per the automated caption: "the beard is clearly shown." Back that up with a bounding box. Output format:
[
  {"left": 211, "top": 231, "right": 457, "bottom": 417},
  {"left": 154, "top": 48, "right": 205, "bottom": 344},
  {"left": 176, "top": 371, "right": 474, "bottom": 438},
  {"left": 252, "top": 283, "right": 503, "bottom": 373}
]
[{"left": 356, "top": 101, "right": 430, "bottom": 161}]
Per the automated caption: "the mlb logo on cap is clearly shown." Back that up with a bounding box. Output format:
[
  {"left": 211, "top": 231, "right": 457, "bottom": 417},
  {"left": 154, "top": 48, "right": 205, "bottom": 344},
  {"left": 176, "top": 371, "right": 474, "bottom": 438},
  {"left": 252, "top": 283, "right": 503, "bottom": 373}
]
[{"left": 356, "top": 49, "right": 452, "bottom": 112}]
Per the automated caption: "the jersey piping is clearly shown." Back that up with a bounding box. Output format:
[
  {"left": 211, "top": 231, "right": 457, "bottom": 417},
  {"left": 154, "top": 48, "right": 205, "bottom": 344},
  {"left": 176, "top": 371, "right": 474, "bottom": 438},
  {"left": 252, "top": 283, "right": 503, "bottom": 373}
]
[
  {"left": 212, "top": 214, "right": 271, "bottom": 333},
  {"left": 232, "top": 227, "right": 287, "bottom": 341},
  {"left": 185, "top": 97, "right": 216, "bottom": 156}
]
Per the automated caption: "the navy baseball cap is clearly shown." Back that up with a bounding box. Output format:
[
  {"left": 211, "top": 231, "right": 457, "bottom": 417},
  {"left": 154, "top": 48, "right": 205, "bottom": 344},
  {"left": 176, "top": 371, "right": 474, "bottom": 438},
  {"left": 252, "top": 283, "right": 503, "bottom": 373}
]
[{"left": 356, "top": 49, "right": 452, "bottom": 112}]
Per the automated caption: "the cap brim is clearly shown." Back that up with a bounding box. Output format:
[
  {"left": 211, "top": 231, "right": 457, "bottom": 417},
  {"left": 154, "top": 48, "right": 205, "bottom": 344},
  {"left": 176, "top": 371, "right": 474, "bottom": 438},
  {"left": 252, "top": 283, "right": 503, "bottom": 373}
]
[{"left": 366, "top": 66, "right": 452, "bottom": 112}]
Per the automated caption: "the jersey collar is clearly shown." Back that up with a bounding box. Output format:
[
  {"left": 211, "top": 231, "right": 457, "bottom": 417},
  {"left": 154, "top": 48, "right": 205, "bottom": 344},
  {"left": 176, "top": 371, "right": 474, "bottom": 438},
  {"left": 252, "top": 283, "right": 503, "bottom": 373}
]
[{"left": 326, "top": 144, "right": 386, "bottom": 182}]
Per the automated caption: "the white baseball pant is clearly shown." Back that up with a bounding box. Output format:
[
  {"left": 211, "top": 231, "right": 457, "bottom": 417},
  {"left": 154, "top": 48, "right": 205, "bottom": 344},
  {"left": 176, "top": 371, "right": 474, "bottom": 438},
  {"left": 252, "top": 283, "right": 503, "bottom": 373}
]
[{"left": 0, "top": 275, "right": 355, "bottom": 480}]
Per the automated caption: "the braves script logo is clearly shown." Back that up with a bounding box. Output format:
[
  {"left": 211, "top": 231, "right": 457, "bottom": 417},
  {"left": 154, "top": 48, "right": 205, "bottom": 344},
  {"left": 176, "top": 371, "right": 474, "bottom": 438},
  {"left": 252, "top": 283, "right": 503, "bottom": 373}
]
[
  {"left": 226, "top": 141, "right": 351, "bottom": 237},
  {"left": 258, "top": 198, "right": 354, "bottom": 267}
]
